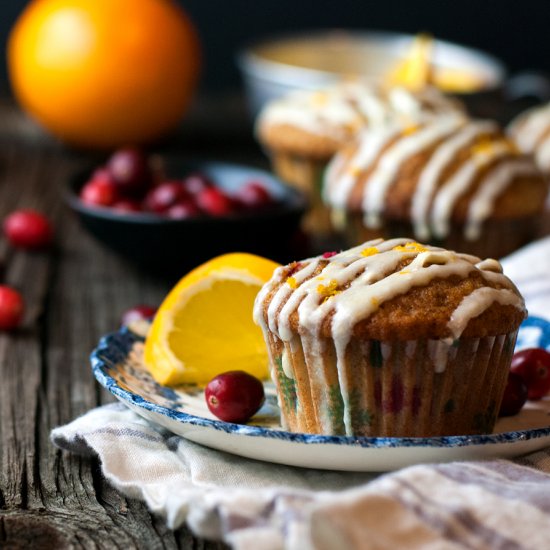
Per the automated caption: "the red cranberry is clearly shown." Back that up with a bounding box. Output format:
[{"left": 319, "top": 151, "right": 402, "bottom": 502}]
[
  {"left": 499, "top": 372, "right": 529, "bottom": 416},
  {"left": 112, "top": 199, "right": 142, "bottom": 213},
  {"left": 0, "top": 285, "right": 24, "bottom": 330},
  {"left": 3, "top": 209, "right": 53, "bottom": 249},
  {"left": 107, "top": 148, "right": 151, "bottom": 195},
  {"left": 80, "top": 177, "right": 119, "bottom": 207},
  {"left": 166, "top": 200, "right": 201, "bottom": 219},
  {"left": 121, "top": 305, "right": 157, "bottom": 325},
  {"left": 181, "top": 172, "right": 214, "bottom": 195},
  {"left": 235, "top": 181, "right": 274, "bottom": 210},
  {"left": 205, "top": 370, "right": 265, "bottom": 423},
  {"left": 510, "top": 348, "right": 550, "bottom": 400},
  {"left": 143, "top": 181, "right": 188, "bottom": 213},
  {"left": 196, "top": 187, "right": 235, "bottom": 216}
]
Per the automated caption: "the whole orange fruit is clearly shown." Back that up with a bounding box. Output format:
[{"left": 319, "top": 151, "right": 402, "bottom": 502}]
[{"left": 7, "top": 0, "right": 200, "bottom": 149}]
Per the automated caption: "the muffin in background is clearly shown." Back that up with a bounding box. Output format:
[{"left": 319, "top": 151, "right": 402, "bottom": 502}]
[
  {"left": 256, "top": 82, "right": 463, "bottom": 236},
  {"left": 324, "top": 114, "right": 548, "bottom": 258},
  {"left": 508, "top": 102, "right": 550, "bottom": 178},
  {"left": 253, "top": 238, "right": 526, "bottom": 438}
]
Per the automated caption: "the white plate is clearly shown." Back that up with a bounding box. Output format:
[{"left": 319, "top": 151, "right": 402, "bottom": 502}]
[{"left": 92, "top": 316, "right": 550, "bottom": 472}]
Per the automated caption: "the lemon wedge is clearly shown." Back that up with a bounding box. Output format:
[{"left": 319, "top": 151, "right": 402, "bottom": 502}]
[{"left": 144, "top": 253, "right": 280, "bottom": 386}]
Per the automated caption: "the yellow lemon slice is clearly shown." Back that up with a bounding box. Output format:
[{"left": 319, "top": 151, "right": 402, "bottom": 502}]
[{"left": 144, "top": 252, "right": 280, "bottom": 386}]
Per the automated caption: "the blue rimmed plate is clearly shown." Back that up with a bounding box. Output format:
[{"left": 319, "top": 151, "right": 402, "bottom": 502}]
[{"left": 91, "top": 316, "right": 550, "bottom": 472}]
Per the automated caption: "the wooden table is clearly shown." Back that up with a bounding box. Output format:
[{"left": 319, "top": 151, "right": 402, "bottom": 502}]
[
  {"left": 1, "top": 93, "right": 549, "bottom": 549},
  {"left": 0, "top": 98, "right": 259, "bottom": 549}
]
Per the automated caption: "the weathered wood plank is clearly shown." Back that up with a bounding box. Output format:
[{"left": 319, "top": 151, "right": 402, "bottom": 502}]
[{"left": 0, "top": 142, "right": 226, "bottom": 548}]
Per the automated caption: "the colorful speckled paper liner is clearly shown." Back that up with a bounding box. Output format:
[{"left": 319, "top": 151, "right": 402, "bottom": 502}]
[
  {"left": 268, "top": 331, "right": 518, "bottom": 437},
  {"left": 338, "top": 211, "right": 543, "bottom": 259}
]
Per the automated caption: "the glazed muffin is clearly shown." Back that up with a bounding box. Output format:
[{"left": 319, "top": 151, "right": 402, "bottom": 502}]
[
  {"left": 256, "top": 82, "right": 463, "bottom": 235},
  {"left": 253, "top": 238, "right": 526, "bottom": 437},
  {"left": 508, "top": 102, "right": 550, "bottom": 177},
  {"left": 323, "top": 114, "right": 548, "bottom": 258}
]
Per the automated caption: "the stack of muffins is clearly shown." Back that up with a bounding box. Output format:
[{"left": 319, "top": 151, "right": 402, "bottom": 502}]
[{"left": 256, "top": 82, "right": 549, "bottom": 258}]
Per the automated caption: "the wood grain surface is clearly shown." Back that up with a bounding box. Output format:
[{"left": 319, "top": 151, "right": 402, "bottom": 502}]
[{"left": 0, "top": 100, "right": 237, "bottom": 549}]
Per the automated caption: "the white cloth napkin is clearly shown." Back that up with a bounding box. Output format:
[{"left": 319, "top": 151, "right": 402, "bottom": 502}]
[{"left": 51, "top": 236, "right": 550, "bottom": 550}]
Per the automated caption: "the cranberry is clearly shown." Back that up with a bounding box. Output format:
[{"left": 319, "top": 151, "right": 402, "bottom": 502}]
[
  {"left": 112, "top": 199, "right": 142, "bottom": 213},
  {"left": 499, "top": 372, "right": 529, "bottom": 417},
  {"left": 143, "top": 181, "right": 188, "bottom": 213},
  {"left": 3, "top": 209, "right": 53, "bottom": 249},
  {"left": 80, "top": 177, "right": 119, "bottom": 207},
  {"left": 180, "top": 172, "right": 214, "bottom": 195},
  {"left": 235, "top": 181, "right": 274, "bottom": 210},
  {"left": 166, "top": 200, "right": 201, "bottom": 219},
  {"left": 205, "top": 370, "right": 265, "bottom": 423},
  {"left": 121, "top": 304, "right": 157, "bottom": 326},
  {"left": 107, "top": 147, "right": 151, "bottom": 195},
  {"left": 0, "top": 285, "right": 24, "bottom": 330},
  {"left": 196, "top": 187, "right": 235, "bottom": 216},
  {"left": 510, "top": 348, "right": 550, "bottom": 400}
]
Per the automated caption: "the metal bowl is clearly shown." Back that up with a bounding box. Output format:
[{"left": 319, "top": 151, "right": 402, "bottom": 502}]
[{"left": 237, "top": 30, "right": 506, "bottom": 117}]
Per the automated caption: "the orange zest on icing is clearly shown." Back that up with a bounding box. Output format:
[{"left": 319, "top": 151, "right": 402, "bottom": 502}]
[
  {"left": 393, "top": 242, "right": 428, "bottom": 253},
  {"left": 317, "top": 280, "right": 340, "bottom": 301},
  {"left": 403, "top": 124, "right": 419, "bottom": 136},
  {"left": 286, "top": 276, "right": 297, "bottom": 289},
  {"left": 361, "top": 246, "right": 379, "bottom": 257}
]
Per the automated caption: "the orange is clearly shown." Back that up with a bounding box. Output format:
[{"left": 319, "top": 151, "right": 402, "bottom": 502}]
[
  {"left": 7, "top": 0, "right": 200, "bottom": 149},
  {"left": 144, "top": 253, "right": 280, "bottom": 387}
]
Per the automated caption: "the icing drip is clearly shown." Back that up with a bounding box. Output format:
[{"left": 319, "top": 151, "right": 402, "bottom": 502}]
[
  {"left": 362, "top": 116, "right": 465, "bottom": 228},
  {"left": 509, "top": 103, "right": 550, "bottom": 152},
  {"left": 411, "top": 121, "right": 497, "bottom": 240},
  {"left": 430, "top": 142, "right": 514, "bottom": 239},
  {"left": 448, "top": 287, "right": 524, "bottom": 339},
  {"left": 465, "top": 160, "right": 539, "bottom": 240}
]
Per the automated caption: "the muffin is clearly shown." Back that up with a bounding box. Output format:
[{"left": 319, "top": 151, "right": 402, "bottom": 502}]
[
  {"left": 256, "top": 82, "right": 463, "bottom": 236},
  {"left": 508, "top": 102, "right": 550, "bottom": 177},
  {"left": 253, "top": 238, "right": 526, "bottom": 437},
  {"left": 323, "top": 114, "right": 548, "bottom": 258}
]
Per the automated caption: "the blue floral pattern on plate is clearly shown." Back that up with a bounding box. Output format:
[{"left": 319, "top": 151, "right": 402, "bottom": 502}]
[{"left": 91, "top": 317, "right": 550, "bottom": 471}]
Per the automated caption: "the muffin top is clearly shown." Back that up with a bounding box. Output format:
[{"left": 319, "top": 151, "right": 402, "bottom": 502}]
[
  {"left": 508, "top": 102, "right": 550, "bottom": 174},
  {"left": 256, "top": 82, "right": 463, "bottom": 160},
  {"left": 253, "top": 238, "right": 526, "bottom": 346},
  {"left": 323, "top": 115, "right": 547, "bottom": 241}
]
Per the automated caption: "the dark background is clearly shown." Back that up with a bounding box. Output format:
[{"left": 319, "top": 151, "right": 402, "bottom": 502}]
[{"left": 1, "top": 0, "right": 549, "bottom": 97}]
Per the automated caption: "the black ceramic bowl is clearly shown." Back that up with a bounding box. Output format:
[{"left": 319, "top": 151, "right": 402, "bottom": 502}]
[{"left": 67, "top": 160, "right": 307, "bottom": 276}]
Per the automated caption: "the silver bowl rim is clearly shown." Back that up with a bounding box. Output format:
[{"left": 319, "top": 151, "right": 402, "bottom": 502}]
[{"left": 237, "top": 29, "right": 507, "bottom": 93}]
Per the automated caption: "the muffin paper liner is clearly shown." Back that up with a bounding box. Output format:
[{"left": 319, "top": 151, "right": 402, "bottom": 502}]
[{"left": 266, "top": 330, "right": 518, "bottom": 437}]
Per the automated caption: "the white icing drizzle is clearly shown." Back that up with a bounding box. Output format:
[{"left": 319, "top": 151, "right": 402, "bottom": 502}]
[
  {"left": 411, "top": 121, "right": 497, "bottom": 240},
  {"left": 281, "top": 348, "right": 294, "bottom": 379},
  {"left": 362, "top": 116, "right": 465, "bottom": 228},
  {"left": 430, "top": 141, "right": 513, "bottom": 239},
  {"left": 253, "top": 238, "right": 524, "bottom": 345},
  {"left": 448, "top": 287, "right": 524, "bottom": 339},
  {"left": 324, "top": 126, "right": 398, "bottom": 207},
  {"left": 257, "top": 82, "right": 462, "bottom": 140},
  {"left": 509, "top": 103, "right": 550, "bottom": 152},
  {"left": 465, "top": 160, "right": 539, "bottom": 240},
  {"left": 325, "top": 118, "right": 540, "bottom": 241},
  {"left": 509, "top": 103, "right": 550, "bottom": 173}
]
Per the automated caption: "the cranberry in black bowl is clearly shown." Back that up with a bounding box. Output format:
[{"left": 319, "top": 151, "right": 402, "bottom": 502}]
[{"left": 67, "top": 158, "right": 306, "bottom": 277}]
